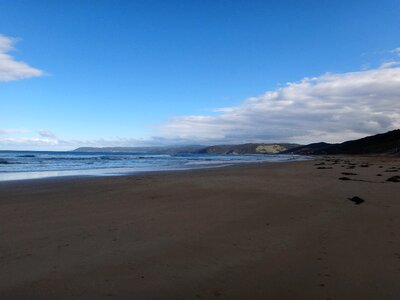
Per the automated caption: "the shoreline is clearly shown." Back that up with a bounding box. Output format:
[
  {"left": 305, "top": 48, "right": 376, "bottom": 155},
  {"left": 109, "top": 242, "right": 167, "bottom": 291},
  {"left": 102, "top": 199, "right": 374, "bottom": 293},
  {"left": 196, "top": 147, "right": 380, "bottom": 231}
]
[
  {"left": 1, "top": 153, "right": 395, "bottom": 185},
  {"left": 0, "top": 155, "right": 311, "bottom": 184},
  {"left": 1, "top": 156, "right": 400, "bottom": 299}
]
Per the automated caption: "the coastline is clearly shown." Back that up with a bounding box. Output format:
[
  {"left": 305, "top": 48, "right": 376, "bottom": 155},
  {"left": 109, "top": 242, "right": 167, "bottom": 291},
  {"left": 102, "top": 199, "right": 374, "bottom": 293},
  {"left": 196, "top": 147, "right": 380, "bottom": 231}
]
[
  {"left": 0, "top": 154, "right": 310, "bottom": 184},
  {"left": 1, "top": 156, "right": 400, "bottom": 299},
  {"left": 0, "top": 152, "right": 308, "bottom": 182}
]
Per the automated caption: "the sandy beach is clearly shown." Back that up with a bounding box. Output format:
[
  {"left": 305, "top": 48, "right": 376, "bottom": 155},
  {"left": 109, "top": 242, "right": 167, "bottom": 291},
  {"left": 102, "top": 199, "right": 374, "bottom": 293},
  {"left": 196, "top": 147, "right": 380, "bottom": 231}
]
[{"left": 1, "top": 156, "right": 400, "bottom": 300}]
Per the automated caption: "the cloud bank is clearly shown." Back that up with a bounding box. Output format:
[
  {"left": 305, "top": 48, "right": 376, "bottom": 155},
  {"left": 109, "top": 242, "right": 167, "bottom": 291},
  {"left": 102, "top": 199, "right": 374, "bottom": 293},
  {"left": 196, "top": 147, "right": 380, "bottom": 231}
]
[
  {"left": 0, "top": 129, "right": 59, "bottom": 150},
  {"left": 160, "top": 64, "right": 400, "bottom": 144},
  {"left": 0, "top": 129, "right": 174, "bottom": 150},
  {"left": 2, "top": 61, "right": 400, "bottom": 150},
  {"left": 0, "top": 34, "right": 44, "bottom": 82}
]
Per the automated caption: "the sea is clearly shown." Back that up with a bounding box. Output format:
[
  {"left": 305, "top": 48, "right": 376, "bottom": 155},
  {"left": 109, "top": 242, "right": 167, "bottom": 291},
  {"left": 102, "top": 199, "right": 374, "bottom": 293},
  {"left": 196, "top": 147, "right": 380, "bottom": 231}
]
[{"left": 0, "top": 151, "right": 309, "bottom": 181}]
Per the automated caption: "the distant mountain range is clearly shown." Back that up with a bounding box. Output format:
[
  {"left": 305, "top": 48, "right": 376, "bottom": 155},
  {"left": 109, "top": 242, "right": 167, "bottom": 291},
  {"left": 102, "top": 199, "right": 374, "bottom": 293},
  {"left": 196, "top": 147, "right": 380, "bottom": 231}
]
[
  {"left": 197, "top": 143, "right": 300, "bottom": 154},
  {"left": 73, "top": 145, "right": 205, "bottom": 154},
  {"left": 74, "top": 129, "right": 400, "bottom": 156},
  {"left": 283, "top": 129, "right": 400, "bottom": 155},
  {"left": 74, "top": 143, "right": 300, "bottom": 154}
]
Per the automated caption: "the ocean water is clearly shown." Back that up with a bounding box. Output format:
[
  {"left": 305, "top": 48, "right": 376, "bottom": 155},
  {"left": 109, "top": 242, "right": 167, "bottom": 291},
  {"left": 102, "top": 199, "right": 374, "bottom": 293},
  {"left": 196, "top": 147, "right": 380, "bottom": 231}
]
[{"left": 0, "top": 151, "right": 309, "bottom": 181}]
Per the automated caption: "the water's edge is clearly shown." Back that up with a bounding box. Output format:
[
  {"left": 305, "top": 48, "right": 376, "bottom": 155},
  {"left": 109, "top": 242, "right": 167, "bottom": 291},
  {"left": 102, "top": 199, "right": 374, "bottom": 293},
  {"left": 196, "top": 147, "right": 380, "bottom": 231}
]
[{"left": 0, "top": 151, "right": 311, "bottom": 182}]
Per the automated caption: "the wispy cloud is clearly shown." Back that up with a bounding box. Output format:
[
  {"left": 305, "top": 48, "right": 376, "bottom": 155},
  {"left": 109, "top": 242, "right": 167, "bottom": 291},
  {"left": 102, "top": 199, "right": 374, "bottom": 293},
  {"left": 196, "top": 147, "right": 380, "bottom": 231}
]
[
  {"left": 0, "top": 128, "right": 59, "bottom": 150},
  {"left": 0, "top": 137, "right": 59, "bottom": 146},
  {"left": 159, "top": 62, "right": 400, "bottom": 144},
  {"left": 379, "top": 61, "right": 400, "bottom": 69},
  {"left": 390, "top": 47, "right": 400, "bottom": 56},
  {"left": 37, "top": 130, "right": 57, "bottom": 139},
  {"left": 0, "top": 34, "right": 44, "bottom": 82},
  {"left": 2, "top": 57, "right": 400, "bottom": 149},
  {"left": 0, "top": 129, "right": 168, "bottom": 150}
]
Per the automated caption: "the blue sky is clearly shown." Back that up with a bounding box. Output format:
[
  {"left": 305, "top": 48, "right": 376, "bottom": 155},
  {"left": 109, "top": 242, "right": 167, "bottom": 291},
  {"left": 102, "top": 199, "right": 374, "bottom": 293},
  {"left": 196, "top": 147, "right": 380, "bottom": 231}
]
[{"left": 1, "top": 0, "right": 400, "bottom": 150}]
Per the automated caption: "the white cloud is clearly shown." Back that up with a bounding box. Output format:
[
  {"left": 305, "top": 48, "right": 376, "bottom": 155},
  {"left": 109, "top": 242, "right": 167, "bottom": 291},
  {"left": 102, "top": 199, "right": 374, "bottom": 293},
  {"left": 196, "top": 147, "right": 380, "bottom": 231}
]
[
  {"left": 0, "top": 137, "right": 59, "bottom": 146},
  {"left": 159, "top": 64, "right": 400, "bottom": 144},
  {"left": 391, "top": 47, "right": 400, "bottom": 56},
  {"left": 0, "top": 34, "right": 44, "bottom": 82},
  {"left": 37, "top": 130, "right": 57, "bottom": 139},
  {"left": 2, "top": 59, "right": 400, "bottom": 149},
  {"left": 0, "top": 128, "right": 59, "bottom": 150},
  {"left": 379, "top": 61, "right": 400, "bottom": 69}
]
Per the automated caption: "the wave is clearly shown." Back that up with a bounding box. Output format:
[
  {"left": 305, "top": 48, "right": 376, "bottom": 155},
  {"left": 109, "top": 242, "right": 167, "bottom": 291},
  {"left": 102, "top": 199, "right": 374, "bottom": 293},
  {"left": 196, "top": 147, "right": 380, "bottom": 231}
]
[
  {"left": 0, "top": 151, "right": 311, "bottom": 181},
  {"left": 0, "top": 159, "right": 27, "bottom": 165},
  {"left": 0, "top": 159, "right": 11, "bottom": 164}
]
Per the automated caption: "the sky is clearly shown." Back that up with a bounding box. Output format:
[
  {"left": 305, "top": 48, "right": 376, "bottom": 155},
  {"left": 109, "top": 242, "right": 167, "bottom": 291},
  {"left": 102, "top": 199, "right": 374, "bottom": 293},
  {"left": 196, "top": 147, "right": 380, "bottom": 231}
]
[{"left": 1, "top": 0, "right": 400, "bottom": 150}]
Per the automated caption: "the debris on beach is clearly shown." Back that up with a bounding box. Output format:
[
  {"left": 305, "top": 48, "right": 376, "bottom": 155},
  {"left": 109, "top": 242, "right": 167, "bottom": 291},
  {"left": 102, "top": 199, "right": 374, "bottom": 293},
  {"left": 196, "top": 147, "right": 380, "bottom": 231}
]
[
  {"left": 348, "top": 196, "right": 365, "bottom": 205},
  {"left": 386, "top": 176, "right": 400, "bottom": 182}
]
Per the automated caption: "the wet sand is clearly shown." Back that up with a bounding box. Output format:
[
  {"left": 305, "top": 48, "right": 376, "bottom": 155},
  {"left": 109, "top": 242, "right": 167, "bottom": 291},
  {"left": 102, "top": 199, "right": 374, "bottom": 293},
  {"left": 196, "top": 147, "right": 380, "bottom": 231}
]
[{"left": 1, "top": 156, "right": 400, "bottom": 300}]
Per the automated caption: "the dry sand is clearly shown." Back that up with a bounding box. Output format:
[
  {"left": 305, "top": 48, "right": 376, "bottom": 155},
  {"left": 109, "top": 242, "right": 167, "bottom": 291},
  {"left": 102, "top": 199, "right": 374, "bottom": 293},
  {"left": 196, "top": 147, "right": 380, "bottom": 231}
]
[{"left": 1, "top": 156, "right": 400, "bottom": 300}]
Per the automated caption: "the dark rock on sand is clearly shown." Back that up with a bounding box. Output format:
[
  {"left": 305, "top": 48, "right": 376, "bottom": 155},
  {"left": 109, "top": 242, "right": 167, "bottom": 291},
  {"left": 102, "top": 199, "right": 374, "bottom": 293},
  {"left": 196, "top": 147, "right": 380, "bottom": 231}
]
[
  {"left": 386, "top": 176, "right": 400, "bottom": 182},
  {"left": 348, "top": 196, "right": 365, "bottom": 205}
]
